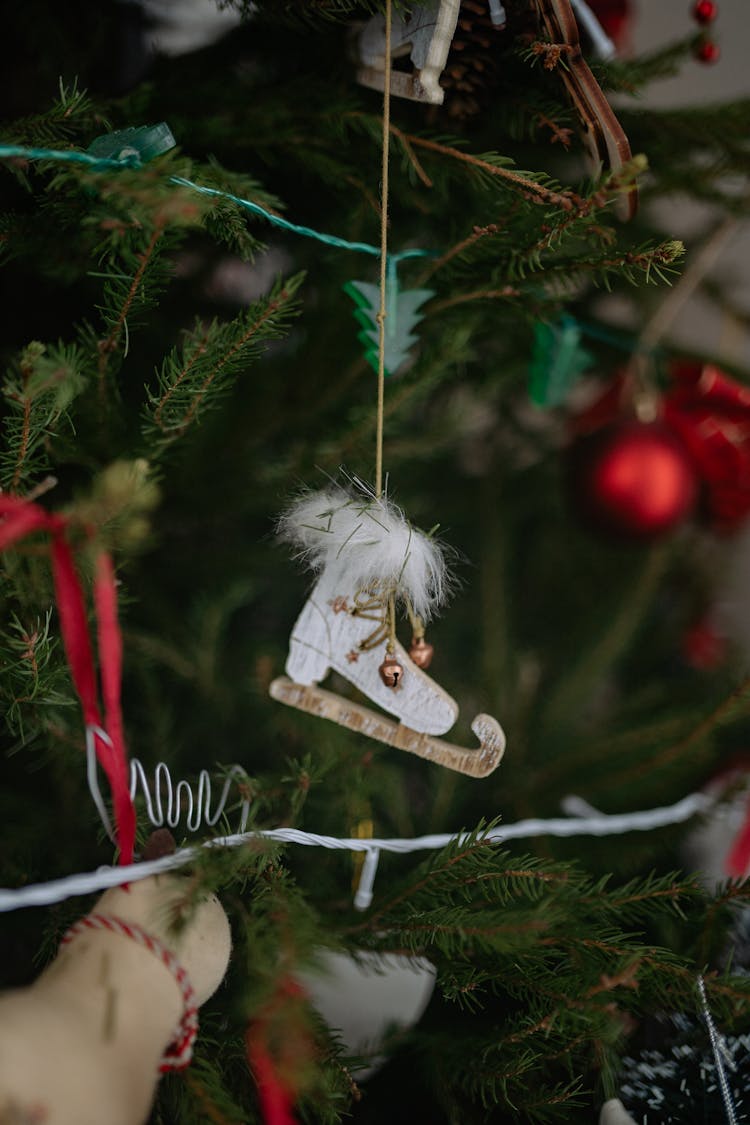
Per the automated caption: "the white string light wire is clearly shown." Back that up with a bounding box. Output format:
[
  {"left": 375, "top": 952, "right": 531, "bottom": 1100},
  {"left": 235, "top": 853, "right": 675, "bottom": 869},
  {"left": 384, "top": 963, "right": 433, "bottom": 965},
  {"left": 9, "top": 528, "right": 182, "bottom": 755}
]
[{"left": 0, "top": 789, "right": 712, "bottom": 914}]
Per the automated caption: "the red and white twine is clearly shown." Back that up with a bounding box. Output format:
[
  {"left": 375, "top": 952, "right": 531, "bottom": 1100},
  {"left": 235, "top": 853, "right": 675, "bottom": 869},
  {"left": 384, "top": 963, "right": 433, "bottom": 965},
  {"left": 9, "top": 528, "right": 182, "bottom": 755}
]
[{"left": 60, "top": 912, "right": 199, "bottom": 1071}]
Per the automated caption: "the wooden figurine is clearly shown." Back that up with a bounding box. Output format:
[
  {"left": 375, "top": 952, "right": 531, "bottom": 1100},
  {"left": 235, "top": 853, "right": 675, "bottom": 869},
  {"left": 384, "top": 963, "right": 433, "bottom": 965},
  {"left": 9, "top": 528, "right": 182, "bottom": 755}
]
[{"left": 357, "top": 0, "right": 462, "bottom": 104}]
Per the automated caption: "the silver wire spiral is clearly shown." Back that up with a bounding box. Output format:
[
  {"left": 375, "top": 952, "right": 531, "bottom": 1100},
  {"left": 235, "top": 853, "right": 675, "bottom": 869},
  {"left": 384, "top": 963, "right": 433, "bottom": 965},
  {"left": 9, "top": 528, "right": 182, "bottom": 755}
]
[
  {"left": 86, "top": 726, "right": 251, "bottom": 843},
  {"left": 129, "top": 759, "right": 251, "bottom": 834}
]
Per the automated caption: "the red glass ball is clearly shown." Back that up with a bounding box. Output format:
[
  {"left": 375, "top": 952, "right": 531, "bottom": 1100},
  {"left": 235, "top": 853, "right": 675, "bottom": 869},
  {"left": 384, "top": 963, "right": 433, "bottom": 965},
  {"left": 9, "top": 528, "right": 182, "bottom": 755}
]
[
  {"left": 568, "top": 421, "right": 698, "bottom": 540},
  {"left": 695, "top": 38, "right": 720, "bottom": 63},
  {"left": 692, "top": 0, "right": 718, "bottom": 25}
]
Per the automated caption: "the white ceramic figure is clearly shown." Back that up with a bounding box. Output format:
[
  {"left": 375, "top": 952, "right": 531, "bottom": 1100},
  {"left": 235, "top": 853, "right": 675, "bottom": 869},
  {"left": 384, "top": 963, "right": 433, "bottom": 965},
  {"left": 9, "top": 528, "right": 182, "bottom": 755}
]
[
  {"left": 598, "top": 1098, "right": 637, "bottom": 1125},
  {"left": 0, "top": 874, "right": 231, "bottom": 1125},
  {"left": 298, "top": 949, "right": 437, "bottom": 1079}
]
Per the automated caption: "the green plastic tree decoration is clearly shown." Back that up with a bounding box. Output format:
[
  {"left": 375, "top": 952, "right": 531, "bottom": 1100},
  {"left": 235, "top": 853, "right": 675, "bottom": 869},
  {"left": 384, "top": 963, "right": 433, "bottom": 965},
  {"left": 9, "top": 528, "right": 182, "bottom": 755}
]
[
  {"left": 344, "top": 264, "right": 434, "bottom": 376},
  {"left": 529, "top": 316, "right": 594, "bottom": 407}
]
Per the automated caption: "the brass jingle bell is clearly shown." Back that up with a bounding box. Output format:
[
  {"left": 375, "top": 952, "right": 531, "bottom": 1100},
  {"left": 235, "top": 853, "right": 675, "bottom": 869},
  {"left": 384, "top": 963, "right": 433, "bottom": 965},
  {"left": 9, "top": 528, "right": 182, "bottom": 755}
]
[
  {"left": 409, "top": 636, "right": 434, "bottom": 669},
  {"left": 379, "top": 654, "right": 405, "bottom": 689}
]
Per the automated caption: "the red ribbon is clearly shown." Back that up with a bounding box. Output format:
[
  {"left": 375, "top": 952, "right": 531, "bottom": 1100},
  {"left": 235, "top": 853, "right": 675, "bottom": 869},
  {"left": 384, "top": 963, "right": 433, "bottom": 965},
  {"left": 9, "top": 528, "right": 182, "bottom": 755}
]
[
  {"left": 0, "top": 495, "right": 135, "bottom": 864},
  {"left": 246, "top": 1034, "right": 298, "bottom": 1125},
  {"left": 245, "top": 978, "right": 309, "bottom": 1125},
  {"left": 725, "top": 795, "right": 750, "bottom": 879}
]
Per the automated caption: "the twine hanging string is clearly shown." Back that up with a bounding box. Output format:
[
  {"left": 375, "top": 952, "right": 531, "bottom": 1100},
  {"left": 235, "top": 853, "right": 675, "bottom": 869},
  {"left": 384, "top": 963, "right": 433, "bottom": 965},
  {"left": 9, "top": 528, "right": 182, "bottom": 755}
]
[{"left": 374, "top": 0, "right": 393, "bottom": 501}]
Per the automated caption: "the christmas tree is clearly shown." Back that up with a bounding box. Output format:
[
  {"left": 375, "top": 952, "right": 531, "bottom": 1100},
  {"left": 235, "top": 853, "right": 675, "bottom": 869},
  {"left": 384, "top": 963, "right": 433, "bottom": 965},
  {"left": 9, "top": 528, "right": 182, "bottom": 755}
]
[{"left": 1, "top": 2, "right": 750, "bottom": 1122}]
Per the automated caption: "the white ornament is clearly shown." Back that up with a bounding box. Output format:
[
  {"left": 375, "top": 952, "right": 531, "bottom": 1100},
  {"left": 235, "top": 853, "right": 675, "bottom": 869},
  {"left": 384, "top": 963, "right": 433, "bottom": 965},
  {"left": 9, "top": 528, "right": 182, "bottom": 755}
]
[
  {"left": 0, "top": 874, "right": 231, "bottom": 1125},
  {"left": 298, "top": 950, "right": 436, "bottom": 1078},
  {"left": 278, "top": 486, "right": 457, "bottom": 736},
  {"left": 598, "top": 1098, "right": 637, "bottom": 1125},
  {"left": 357, "top": 0, "right": 462, "bottom": 105},
  {"left": 274, "top": 485, "right": 506, "bottom": 776}
]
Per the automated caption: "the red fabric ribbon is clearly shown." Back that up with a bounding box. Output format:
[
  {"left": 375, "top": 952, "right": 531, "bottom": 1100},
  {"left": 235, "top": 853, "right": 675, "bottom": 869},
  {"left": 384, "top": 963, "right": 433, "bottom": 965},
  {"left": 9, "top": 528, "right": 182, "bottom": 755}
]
[
  {"left": 245, "top": 978, "right": 311, "bottom": 1125},
  {"left": 246, "top": 1034, "right": 298, "bottom": 1125},
  {"left": 0, "top": 495, "right": 135, "bottom": 864},
  {"left": 725, "top": 794, "right": 750, "bottom": 879},
  {"left": 663, "top": 363, "right": 750, "bottom": 532}
]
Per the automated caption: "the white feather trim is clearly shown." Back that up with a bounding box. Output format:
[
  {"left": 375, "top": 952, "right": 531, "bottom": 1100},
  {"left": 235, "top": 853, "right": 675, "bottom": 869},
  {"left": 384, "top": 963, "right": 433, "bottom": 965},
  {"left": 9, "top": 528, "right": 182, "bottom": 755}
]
[{"left": 277, "top": 485, "right": 452, "bottom": 621}]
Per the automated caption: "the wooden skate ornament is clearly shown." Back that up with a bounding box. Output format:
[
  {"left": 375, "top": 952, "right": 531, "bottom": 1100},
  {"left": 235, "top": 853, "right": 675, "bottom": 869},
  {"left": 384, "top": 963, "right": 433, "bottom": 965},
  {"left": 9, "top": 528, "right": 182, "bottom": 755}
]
[
  {"left": 274, "top": 486, "right": 507, "bottom": 778},
  {"left": 270, "top": 675, "right": 505, "bottom": 778}
]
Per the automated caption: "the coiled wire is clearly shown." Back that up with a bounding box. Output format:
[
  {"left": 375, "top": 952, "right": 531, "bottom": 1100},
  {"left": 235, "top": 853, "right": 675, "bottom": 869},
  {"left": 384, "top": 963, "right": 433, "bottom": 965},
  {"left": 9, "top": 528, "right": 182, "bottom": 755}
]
[{"left": 86, "top": 726, "right": 251, "bottom": 845}]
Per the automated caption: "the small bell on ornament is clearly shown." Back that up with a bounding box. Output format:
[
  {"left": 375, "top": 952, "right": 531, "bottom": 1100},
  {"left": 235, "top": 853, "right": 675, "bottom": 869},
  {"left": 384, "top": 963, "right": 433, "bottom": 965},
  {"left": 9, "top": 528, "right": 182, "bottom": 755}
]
[
  {"left": 409, "top": 636, "right": 434, "bottom": 670},
  {"left": 379, "top": 650, "right": 405, "bottom": 689},
  {"left": 408, "top": 610, "right": 434, "bottom": 669}
]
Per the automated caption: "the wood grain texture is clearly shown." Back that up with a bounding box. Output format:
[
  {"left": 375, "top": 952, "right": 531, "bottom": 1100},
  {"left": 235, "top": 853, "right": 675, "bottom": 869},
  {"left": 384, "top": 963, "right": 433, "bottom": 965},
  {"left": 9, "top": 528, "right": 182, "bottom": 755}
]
[{"left": 270, "top": 676, "right": 505, "bottom": 778}]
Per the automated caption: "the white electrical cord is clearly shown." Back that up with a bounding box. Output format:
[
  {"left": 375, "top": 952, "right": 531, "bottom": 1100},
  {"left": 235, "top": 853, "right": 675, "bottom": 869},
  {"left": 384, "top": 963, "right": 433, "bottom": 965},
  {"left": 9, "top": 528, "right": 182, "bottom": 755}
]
[{"left": 0, "top": 789, "right": 712, "bottom": 914}]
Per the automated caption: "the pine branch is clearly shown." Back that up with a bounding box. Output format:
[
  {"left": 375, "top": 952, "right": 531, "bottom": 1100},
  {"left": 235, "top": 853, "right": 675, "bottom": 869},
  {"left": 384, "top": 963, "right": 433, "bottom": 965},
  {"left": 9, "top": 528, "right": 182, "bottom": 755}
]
[
  {"left": 392, "top": 130, "right": 582, "bottom": 211},
  {"left": 601, "top": 34, "right": 703, "bottom": 93},
  {"left": 143, "top": 273, "right": 305, "bottom": 450},
  {"left": 0, "top": 79, "right": 100, "bottom": 149},
  {"left": 607, "top": 674, "right": 750, "bottom": 789},
  {"left": 0, "top": 341, "right": 86, "bottom": 492},
  {"left": 95, "top": 225, "right": 165, "bottom": 386}
]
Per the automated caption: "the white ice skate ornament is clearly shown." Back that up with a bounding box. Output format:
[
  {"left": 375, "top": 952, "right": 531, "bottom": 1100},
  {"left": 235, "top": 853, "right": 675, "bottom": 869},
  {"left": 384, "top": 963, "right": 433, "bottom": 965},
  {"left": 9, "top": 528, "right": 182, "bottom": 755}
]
[
  {"left": 357, "top": 0, "right": 462, "bottom": 105},
  {"left": 271, "top": 486, "right": 506, "bottom": 777}
]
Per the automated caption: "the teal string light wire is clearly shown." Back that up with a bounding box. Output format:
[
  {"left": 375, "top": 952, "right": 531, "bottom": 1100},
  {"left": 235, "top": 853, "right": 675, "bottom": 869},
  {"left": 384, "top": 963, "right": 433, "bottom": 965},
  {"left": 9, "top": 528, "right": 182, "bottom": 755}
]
[
  {"left": 0, "top": 141, "right": 434, "bottom": 264},
  {"left": 0, "top": 143, "right": 141, "bottom": 171},
  {"left": 170, "top": 174, "right": 390, "bottom": 258},
  {"left": 576, "top": 317, "right": 656, "bottom": 355}
]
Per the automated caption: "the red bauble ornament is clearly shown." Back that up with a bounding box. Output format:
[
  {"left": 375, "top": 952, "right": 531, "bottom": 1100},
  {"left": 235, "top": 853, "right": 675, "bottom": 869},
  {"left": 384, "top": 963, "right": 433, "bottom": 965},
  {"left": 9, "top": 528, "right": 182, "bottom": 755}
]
[
  {"left": 692, "top": 0, "right": 718, "bottom": 26},
  {"left": 694, "top": 38, "right": 720, "bottom": 63},
  {"left": 568, "top": 421, "right": 698, "bottom": 539}
]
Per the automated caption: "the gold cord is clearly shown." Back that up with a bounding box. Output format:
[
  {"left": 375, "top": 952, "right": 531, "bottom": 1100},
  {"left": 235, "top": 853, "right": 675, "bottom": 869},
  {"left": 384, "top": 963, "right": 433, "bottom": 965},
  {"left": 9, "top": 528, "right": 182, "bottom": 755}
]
[{"left": 374, "top": 0, "right": 392, "bottom": 500}]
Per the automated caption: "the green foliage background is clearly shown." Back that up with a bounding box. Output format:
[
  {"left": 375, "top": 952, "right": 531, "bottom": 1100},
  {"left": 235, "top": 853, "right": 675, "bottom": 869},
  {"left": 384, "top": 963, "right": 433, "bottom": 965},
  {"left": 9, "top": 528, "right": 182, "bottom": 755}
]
[{"left": 1, "top": 2, "right": 750, "bottom": 1121}]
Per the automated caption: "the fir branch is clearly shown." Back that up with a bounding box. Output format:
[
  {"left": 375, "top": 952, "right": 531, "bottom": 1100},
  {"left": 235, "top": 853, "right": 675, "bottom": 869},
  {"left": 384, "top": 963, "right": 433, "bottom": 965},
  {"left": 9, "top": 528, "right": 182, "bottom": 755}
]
[
  {"left": 602, "top": 34, "right": 702, "bottom": 93},
  {"left": 393, "top": 132, "right": 583, "bottom": 211},
  {"left": 144, "top": 273, "right": 304, "bottom": 449},
  {"left": 417, "top": 222, "right": 506, "bottom": 283},
  {"left": 0, "top": 79, "right": 99, "bottom": 150},
  {"left": 540, "top": 544, "right": 671, "bottom": 734},
  {"left": 607, "top": 674, "right": 750, "bottom": 789},
  {"left": 1, "top": 341, "right": 86, "bottom": 492},
  {"left": 0, "top": 610, "right": 71, "bottom": 740},
  {"left": 96, "top": 225, "right": 164, "bottom": 385},
  {"left": 347, "top": 832, "right": 502, "bottom": 932},
  {"left": 428, "top": 286, "right": 521, "bottom": 313}
]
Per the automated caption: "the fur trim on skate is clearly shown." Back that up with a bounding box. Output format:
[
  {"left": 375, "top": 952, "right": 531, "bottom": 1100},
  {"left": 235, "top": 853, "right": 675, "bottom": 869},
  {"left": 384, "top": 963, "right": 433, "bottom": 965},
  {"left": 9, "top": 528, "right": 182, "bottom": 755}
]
[{"left": 277, "top": 484, "right": 452, "bottom": 621}]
